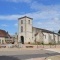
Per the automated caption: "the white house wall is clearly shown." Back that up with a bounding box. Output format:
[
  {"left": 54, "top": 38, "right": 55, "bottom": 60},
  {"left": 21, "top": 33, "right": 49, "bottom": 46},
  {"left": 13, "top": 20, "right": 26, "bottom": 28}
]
[
  {"left": 32, "top": 27, "right": 37, "bottom": 43},
  {"left": 54, "top": 34, "right": 58, "bottom": 43},
  {"left": 0, "top": 37, "right": 5, "bottom": 44},
  {"left": 48, "top": 33, "right": 54, "bottom": 44},
  {"left": 32, "top": 28, "right": 43, "bottom": 43},
  {"left": 43, "top": 32, "right": 49, "bottom": 44},
  {"left": 59, "top": 36, "right": 60, "bottom": 43}
]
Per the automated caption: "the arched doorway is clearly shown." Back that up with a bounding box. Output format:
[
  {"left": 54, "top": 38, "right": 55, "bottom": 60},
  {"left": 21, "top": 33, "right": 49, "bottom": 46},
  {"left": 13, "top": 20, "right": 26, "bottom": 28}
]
[{"left": 21, "top": 36, "right": 24, "bottom": 44}]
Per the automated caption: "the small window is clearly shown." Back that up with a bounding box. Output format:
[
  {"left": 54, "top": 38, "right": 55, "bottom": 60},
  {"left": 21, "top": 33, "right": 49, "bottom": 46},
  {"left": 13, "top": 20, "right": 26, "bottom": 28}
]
[
  {"left": 44, "top": 35, "right": 46, "bottom": 39},
  {"left": 28, "top": 20, "right": 30, "bottom": 24},
  {"left": 21, "top": 26, "right": 23, "bottom": 32},
  {"left": 21, "top": 20, "right": 23, "bottom": 24}
]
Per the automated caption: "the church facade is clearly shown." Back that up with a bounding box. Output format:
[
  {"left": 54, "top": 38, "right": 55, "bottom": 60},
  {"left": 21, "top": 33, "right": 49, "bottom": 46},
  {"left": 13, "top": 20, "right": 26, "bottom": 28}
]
[{"left": 18, "top": 16, "right": 60, "bottom": 44}]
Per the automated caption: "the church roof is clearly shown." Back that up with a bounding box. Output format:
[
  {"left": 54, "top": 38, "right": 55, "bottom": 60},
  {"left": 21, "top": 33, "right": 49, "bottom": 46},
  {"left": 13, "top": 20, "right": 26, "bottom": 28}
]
[
  {"left": 18, "top": 16, "right": 33, "bottom": 20},
  {"left": 33, "top": 27, "right": 60, "bottom": 35},
  {"left": 0, "top": 29, "right": 11, "bottom": 37}
]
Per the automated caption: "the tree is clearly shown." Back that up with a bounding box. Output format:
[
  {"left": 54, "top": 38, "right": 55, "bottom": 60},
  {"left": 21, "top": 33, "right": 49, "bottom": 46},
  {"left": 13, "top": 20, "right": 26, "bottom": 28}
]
[{"left": 58, "top": 30, "right": 60, "bottom": 34}]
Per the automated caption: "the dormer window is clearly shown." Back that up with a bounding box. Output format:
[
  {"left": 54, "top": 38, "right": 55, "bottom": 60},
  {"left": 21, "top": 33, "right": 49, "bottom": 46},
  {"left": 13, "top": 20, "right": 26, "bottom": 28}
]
[{"left": 21, "top": 20, "right": 23, "bottom": 24}]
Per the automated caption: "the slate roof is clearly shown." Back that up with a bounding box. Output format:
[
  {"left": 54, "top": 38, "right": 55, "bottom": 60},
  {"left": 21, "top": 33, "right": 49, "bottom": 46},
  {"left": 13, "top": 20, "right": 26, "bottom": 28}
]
[
  {"left": 18, "top": 16, "right": 33, "bottom": 20},
  {"left": 33, "top": 27, "right": 60, "bottom": 35}
]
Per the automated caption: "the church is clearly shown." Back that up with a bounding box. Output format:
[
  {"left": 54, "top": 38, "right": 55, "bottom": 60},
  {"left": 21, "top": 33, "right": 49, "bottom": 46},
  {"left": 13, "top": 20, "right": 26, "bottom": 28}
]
[{"left": 18, "top": 16, "right": 60, "bottom": 44}]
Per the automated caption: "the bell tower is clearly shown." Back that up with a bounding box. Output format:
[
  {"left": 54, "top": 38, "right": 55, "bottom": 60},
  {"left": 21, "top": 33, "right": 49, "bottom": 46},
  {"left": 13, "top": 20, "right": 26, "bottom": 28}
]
[{"left": 18, "top": 16, "right": 33, "bottom": 44}]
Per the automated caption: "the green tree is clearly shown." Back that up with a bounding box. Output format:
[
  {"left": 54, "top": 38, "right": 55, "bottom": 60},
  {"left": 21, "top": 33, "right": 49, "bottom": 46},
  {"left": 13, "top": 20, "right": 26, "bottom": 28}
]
[{"left": 58, "top": 30, "right": 60, "bottom": 34}]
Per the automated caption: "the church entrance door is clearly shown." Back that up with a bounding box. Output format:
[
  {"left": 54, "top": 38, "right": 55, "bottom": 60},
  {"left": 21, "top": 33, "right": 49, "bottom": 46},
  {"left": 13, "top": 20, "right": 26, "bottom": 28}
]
[{"left": 21, "top": 36, "right": 24, "bottom": 44}]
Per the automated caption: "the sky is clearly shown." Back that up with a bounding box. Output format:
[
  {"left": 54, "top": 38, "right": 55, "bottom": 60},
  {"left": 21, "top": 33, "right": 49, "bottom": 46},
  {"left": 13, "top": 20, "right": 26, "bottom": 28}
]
[{"left": 0, "top": 0, "right": 60, "bottom": 35}]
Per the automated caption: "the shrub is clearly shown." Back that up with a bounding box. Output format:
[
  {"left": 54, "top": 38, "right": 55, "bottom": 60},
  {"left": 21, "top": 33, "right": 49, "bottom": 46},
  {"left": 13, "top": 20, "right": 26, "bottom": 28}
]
[{"left": 28, "top": 42, "right": 30, "bottom": 44}]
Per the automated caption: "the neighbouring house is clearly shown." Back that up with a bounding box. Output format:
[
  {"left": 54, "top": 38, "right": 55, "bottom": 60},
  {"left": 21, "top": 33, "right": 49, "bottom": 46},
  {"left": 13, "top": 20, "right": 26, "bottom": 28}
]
[
  {"left": 0, "top": 29, "right": 14, "bottom": 44},
  {"left": 18, "top": 16, "right": 60, "bottom": 44}
]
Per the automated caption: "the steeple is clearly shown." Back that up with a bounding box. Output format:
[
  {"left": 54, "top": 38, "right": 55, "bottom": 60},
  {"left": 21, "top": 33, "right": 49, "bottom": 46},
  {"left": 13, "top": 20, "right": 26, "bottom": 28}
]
[{"left": 18, "top": 16, "right": 33, "bottom": 44}]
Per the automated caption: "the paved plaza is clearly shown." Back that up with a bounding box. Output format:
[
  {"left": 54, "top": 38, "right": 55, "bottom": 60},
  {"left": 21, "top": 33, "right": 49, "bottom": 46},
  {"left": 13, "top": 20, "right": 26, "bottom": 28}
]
[
  {"left": 0, "top": 48, "right": 60, "bottom": 60},
  {"left": 0, "top": 45, "right": 60, "bottom": 60}
]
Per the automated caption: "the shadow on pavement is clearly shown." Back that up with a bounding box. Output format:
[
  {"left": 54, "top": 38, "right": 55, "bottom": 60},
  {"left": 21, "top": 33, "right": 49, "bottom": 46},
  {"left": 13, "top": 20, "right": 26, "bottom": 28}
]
[{"left": 0, "top": 56, "right": 20, "bottom": 60}]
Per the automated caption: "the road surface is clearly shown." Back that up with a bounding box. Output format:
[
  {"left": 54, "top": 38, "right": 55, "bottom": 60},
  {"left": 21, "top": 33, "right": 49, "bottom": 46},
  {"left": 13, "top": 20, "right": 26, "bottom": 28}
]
[{"left": 0, "top": 49, "right": 60, "bottom": 60}]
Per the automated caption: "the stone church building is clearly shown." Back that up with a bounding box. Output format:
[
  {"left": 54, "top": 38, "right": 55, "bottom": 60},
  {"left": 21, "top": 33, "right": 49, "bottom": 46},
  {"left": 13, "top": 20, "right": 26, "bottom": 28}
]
[{"left": 18, "top": 16, "right": 60, "bottom": 44}]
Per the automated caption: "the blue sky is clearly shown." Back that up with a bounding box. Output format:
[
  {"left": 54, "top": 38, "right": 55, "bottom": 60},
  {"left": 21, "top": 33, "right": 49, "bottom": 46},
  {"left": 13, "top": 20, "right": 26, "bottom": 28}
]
[{"left": 0, "top": 0, "right": 60, "bottom": 35}]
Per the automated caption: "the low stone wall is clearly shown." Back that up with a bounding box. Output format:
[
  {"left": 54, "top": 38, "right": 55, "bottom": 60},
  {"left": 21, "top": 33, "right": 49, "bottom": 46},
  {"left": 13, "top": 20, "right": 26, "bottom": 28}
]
[{"left": 0, "top": 44, "right": 60, "bottom": 49}]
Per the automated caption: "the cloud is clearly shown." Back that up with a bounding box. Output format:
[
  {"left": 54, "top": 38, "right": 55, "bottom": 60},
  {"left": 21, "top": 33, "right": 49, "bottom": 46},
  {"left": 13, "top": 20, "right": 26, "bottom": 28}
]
[
  {"left": 14, "top": 23, "right": 18, "bottom": 27},
  {"left": 0, "top": 10, "right": 60, "bottom": 32},
  {"left": 1, "top": 24, "right": 8, "bottom": 27},
  {"left": 36, "top": 17, "right": 60, "bottom": 32},
  {"left": 0, "top": 0, "right": 60, "bottom": 32},
  {"left": 30, "top": 1, "right": 60, "bottom": 11},
  {"left": 28, "top": 1, "right": 60, "bottom": 32},
  {"left": 0, "top": 15, "right": 22, "bottom": 20}
]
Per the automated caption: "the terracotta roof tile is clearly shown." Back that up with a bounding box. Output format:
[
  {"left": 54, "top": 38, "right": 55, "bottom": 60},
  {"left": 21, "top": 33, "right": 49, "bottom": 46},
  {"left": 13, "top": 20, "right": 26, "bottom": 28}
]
[{"left": 0, "top": 29, "right": 10, "bottom": 37}]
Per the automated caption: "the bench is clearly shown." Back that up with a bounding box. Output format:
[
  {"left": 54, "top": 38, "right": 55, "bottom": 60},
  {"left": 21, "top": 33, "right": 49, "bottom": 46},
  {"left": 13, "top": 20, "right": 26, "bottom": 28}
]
[{"left": 26, "top": 46, "right": 33, "bottom": 48}]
